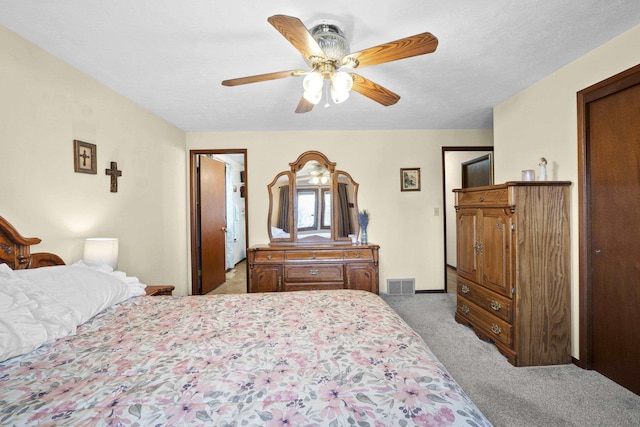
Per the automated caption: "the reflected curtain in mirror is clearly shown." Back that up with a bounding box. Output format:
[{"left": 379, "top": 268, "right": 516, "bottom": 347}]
[
  {"left": 277, "top": 185, "right": 290, "bottom": 232},
  {"left": 337, "top": 183, "right": 353, "bottom": 237}
]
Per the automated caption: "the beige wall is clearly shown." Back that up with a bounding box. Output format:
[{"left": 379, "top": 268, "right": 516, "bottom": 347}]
[
  {"left": 493, "top": 23, "right": 640, "bottom": 358},
  {"left": 187, "top": 130, "right": 493, "bottom": 293},
  {"left": 0, "top": 25, "right": 188, "bottom": 293}
]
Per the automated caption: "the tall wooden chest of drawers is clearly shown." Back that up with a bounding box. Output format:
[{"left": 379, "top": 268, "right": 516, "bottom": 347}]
[
  {"left": 248, "top": 244, "right": 379, "bottom": 294},
  {"left": 454, "top": 182, "right": 571, "bottom": 366}
]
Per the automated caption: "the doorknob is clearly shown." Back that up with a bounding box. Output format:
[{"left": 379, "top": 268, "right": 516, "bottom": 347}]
[
  {"left": 221, "top": 226, "right": 227, "bottom": 232},
  {"left": 594, "top": 249, "right": 601, "bottom": 253}
]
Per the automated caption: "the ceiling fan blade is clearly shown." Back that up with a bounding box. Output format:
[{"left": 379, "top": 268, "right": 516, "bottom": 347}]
[
  {"left": 350, "top": 73, "right": 400, "bottom": 106},
  {"left": 222, "top": 69, "right": 306, "bottom": 86},
  {"left": 295, "top": 97, "right": 316, "bottom": 114},
  {"left": 267, "top": 15, "right": 326, "bottom": 61},
  {"left": 345, "top": 32, "right": 438, "bottom": 69}
]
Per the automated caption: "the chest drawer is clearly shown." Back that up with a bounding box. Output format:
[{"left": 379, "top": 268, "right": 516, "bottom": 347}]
[
  {"left": 253, "top": 250, "right": 285, "bottom": 263},
  {"left": 284, "top": 264, "right": 344, "bottom": 282},
  {"left": 286, "top": 250, "right": 343, "bottom": 261},
  {"left": 457, "top": 277, "right": 513, "bottom": 323},
  {"left": 456, "top": 188, "right": 509, "bottom": 206},
  {"left": 344, "top": 249, "right": 374, "bottom": 261},
  {"left": 457, "top": 296, "right": 513, "bottom": 348}
]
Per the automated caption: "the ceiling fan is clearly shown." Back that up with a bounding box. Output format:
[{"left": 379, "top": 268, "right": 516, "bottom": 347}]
[{"left": 221, "top": 14, "right": 438, "bottom": 114}]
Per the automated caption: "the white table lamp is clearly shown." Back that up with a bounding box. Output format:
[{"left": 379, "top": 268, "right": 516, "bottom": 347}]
[{"left": 83, "top": 238, "right": 119, "bottom": 269}]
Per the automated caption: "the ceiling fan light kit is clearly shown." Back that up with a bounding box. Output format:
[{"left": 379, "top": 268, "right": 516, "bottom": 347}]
[{"left": 221, "top": 14, "right": 438, "bottom": 114}]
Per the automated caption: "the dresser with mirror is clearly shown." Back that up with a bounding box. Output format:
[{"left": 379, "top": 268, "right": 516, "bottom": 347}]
[{"left": 248, "top": 151, "right": 379, "bottom": 293}]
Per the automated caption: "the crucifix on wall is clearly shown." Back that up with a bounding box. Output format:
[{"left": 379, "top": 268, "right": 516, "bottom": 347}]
[{"left": 105, "top": 161, "right": 122, "bottom": 193}]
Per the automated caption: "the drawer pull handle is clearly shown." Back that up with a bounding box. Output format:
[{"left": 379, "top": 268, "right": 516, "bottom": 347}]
[
  {"left": 312, "top": 254, "right": 316, "bottom": 259},
  {"left": 461, "top": 284, "right": 470, "bottom": 294},
  {"left": 309, "top": 269, "right": 319, "bottom": 275},
  {"left": 479, "top": 196, "right": 486, "bottom": 202},
  {"left": 266, "top": 255, "right": 272, "bottom": 260},
  {"left": 461, "top": 304, "right": 470, "bottom": 314},
  {"left": 490, "top": 300, "right": 501, "bottom": 311},
  {"left": 355, "top": 253, "right": 361, "bottom": 258},
  {"left": 491, "top": 324, "right": 502, "bottom": 335}
]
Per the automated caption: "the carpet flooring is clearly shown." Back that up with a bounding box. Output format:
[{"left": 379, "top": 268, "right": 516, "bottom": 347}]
[
  {"left": 383, "top": 293, "right": 640, "bottom": 427},
  {"left": 206, "top": 259, "right": 247, "bottom": 295}
]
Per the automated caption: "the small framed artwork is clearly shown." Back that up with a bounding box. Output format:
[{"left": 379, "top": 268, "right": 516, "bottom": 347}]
[
  {"left": 401, "top": 168, "right": 421, "bottom": 191},
  {"left": 73, "top": 140, "right": 97, "bottom": 174}
]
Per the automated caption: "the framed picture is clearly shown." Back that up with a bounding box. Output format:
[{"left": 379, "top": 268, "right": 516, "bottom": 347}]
[
  {"left": 73, "top": 140, "right": 97, "bottom": 174},
  {"left": 400, "top": 168, "right": 421, "bottom": 191}
]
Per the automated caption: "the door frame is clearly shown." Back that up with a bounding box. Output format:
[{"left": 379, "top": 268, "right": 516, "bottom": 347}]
[
  {"left": 577, "top": 63, "right": 640, "bottom": 369},
  {"left": 441, "top": 146, "right": 494, "bottom": 291},
  {"left": 189, "top": 149, "right": 249, "bottom": 296}
]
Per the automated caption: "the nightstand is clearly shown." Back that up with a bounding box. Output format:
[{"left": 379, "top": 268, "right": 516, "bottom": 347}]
[{"left": 145, "top": 285, "right": 175, "bottom": 296}]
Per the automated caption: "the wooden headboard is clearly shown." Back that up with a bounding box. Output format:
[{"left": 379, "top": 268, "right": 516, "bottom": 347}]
[{"left": 0, "top": 216, "right": 65, "bottom": 269}]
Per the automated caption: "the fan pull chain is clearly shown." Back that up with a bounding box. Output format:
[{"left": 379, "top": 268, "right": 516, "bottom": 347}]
[{"left": 323, "top": 80, "right": 331, "bottom": 108}]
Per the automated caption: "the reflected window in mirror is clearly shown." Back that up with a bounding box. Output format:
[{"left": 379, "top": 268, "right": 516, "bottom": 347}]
[
  {"left": 297, "top": 189, "right": 319, "bottom": 231},
  {"left": 321, "top": 189, "right": 331, "bottom": 229}
]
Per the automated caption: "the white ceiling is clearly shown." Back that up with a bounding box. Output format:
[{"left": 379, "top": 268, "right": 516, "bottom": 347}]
[{"left": 1, "top": 1, "right": 639, "bottom": 132}]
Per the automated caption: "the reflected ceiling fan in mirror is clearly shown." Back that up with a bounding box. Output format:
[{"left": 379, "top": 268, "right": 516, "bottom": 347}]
[{"left": 221, "top": 15, "right": 438, "bottom": 114}]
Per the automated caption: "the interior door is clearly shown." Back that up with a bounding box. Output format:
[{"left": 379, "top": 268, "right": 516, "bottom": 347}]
[
  {"left": 587, "top": 81, "right": 640, "bottom": 394},
  {"left": 198, "top": 155, "right": 227, "bottom": 294}
]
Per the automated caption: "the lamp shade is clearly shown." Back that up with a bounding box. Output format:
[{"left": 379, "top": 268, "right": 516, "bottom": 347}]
[{"left": 83, "top": 238, "right": 119, "bottom": 269}]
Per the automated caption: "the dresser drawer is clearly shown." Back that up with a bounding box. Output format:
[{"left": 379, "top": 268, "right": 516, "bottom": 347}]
[
  {"left": 457, "top": 277, "right": 513, "bottom": 323},
  {"left": 343, "top": 249, "right": 374, "bottom": 262},
  {"left": 456, "top": 188, "right": 509, "bottom": 206},
  {"left": 253, "top": 250, "right": 285, "bottom": 263},
  {"left": 284, "top": 264, "right": 344, "bottom": 282},
  {"left": 286, "top": 250, "right": 343, "bottom": 261},
  {"left": 284, "top": 283, "right": 344, "bottom": 291},
  {"left": 457, "top": 296, "right": 513, "bottom": 348}
]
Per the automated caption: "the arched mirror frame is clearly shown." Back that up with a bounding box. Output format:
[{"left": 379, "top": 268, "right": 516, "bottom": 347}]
[{"left": 267, "top": 151, "right": 360, "bottom": 245}]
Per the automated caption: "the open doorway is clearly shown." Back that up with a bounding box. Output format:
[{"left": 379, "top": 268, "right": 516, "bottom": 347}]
[
  {"left": 189, "top": 149, "right": 248, "bottom": 295},
  {"left": 441, "top": 146, "right": 494, "bottom": 292}
]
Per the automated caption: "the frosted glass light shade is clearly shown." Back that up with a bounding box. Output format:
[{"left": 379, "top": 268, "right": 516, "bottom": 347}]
[
  {"left": 303, "top": 71, "right": 324, "bottom": 104},
  {"left": 83, "top": 238, "right": 119, "bottom": 269},
  {"left": 331, "top": 71, "right": 353, "bottom": 92}
]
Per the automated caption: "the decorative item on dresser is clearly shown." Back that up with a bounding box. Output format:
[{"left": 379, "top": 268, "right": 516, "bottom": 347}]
[
  {"left": 250, "top": 151, "right": 380, "bottom": 294},
  {"left": 453, "top": 181, "right": 572, "bottom": 367},
  {"left": 145, "top": 285, "right": 175, "bottom": 296}
]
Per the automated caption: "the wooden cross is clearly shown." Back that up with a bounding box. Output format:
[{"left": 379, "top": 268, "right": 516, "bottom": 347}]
[
  {"left": 105, "top": 161, "right": 122, "bottom": 193},
  {"left": 78, "top": 150, "right": 91, "bottom": 167}
]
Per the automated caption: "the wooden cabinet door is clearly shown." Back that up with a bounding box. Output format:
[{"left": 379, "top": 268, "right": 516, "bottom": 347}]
[
  {"left": 456, "top": 209, "right": 480, "bottom": 283},
  {"left": 250, "top": 265, "right": 281, "bottom": 293},
  {"left": 346, "top": 263, "right": 378, "bottom": 293},
  {"left": 480, "top": 208, "right": 512, "bottom": 297}
]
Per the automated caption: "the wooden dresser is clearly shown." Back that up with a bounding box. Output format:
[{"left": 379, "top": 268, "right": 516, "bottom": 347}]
[
  {"left": 248, "top": 244, "right": 379, "bottom": 294},
  {"left": 453, "top": 182, "right": 571, "bottom": 366}
]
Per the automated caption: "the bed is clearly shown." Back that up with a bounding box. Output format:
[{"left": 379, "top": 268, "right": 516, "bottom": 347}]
[{"left": 0, "top": 216, "right": 492, "bottom": 426}]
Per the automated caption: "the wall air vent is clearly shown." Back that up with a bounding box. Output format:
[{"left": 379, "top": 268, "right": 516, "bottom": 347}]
[{"left": 387, "top": 278, "right": 415, "bottom": 295}]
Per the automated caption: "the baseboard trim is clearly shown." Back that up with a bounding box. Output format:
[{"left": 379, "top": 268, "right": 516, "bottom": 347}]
[{"left": 416, "top": 289, "right": 447, "bottom": 294}]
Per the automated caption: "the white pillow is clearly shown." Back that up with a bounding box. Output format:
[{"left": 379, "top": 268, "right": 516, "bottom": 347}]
[
  {"left": 0, "top": 264, "right": 77, "bottom": 362},
  {"left": 16, "top": 265, "right": 131, "bottom": 325}
]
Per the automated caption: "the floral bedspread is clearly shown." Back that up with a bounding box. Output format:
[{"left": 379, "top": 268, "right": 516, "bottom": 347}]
[{"left": 0, "top": 290, "right": 491, "bottom": 426}]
